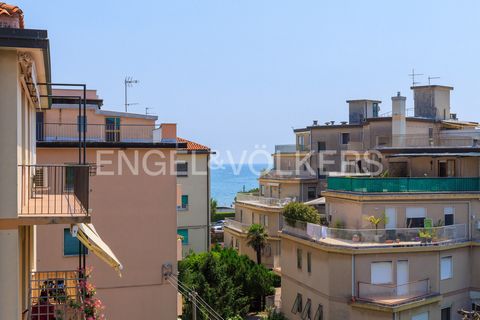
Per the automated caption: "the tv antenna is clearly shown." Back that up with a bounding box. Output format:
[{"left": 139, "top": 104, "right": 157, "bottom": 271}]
[
  {"left": 145, "top": 107, "right": 152, "bottom": 115},
  {"left": 428, "top": 76, "right": 440, "bottom": 85},
  {"left": 124, "top": 76, "right": 139, "bottom": 112},
  {"left": 408, "top": 68, "right": 423, "bottom": 87}
]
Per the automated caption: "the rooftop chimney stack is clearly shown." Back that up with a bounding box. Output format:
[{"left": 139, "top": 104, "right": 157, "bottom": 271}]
[
  {"left": 0, "top": 3, "right": 24, "bottom": 29},
  {"left": 392, "top": 92, "right": 406, "bottom": 147},
  {"left": 411, "top": 85, "right": 453, "bottom": 120}
]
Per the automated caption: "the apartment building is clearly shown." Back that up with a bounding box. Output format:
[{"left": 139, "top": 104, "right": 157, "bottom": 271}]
[
  {"left": 35, "top": 89, "right": 184, "bottom": 319},
  {"left": 176, "top": 138, "right": 211, "bottom": 256},
  {"left": 0, "top": 5, "right": 121, "bottom": 319},
  {"left": 279, "top": 88, "right": 480, "bottom": 319}
]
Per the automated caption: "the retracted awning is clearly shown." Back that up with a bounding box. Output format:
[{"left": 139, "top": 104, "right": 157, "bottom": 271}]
[{"left": 74, "top": 223, "right": 123, "bottom": 276}]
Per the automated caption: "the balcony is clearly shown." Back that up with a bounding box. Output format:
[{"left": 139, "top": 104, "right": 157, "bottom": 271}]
[
  {"left": 327, "top": 176, "right": 480, "bottom": 193},
  {"left": 274, "top": 144, "right": 297, "bottom": 154},
  {"left": 37, "top": 123, "right": 156, "bottom": 143},
  {"left": 19, "top": 164, "right": 91, "bottom": 221},
  {"left": 236, "top": 193, "right": 292, "bottom": 208},
  {"left": 261, "top": 169, "right": 317, "bottom": 180},
  {"left": 357, "top": 279, "right": 433, "bottom": 306},
  {"left": 28, "top": 270, "right": 84, "bottom": 320},
  {"left": 282, "top": 221, "right": 468, "bottom": 248},
  {"left": 225, "top": 218, "right": 251, "bottom": 233},
  {"left": 376, "top": 133, "right": 479, "bottom": 149}
]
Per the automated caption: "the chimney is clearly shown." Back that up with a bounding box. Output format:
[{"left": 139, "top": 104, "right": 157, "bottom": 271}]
[
  {"left": 392, "top": 92, "right": 406, "bottom": 147},
  {"left": 412, "top": 85, "right": 453, "bottom": 120},
  {"left": 0, "top": 3, "right": 24, "bottom": 29},
  {"left": 153, "top": 123, "right": 177, "bottom": 143}
]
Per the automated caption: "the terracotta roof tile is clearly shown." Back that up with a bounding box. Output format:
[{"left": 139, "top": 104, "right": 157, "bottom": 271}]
[
  {"left": 0, "top": 3, "right": 24, "bottom": 28},
  {"left": 177, "top": 137, "right": 210, "bottom": 151}
]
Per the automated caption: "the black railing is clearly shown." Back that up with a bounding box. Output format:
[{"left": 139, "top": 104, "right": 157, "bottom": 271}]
[
  {"left": 36, "top": 123, "right": 156, "bottom": 143},
  {"left": 19, "top": 164, "right": 90, "bottom": 215}
]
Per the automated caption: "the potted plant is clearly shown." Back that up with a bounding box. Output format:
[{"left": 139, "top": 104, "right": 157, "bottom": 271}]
[
  {"left": 365, "top": 213, "right": 387, "bottom": 243},
  {"left": 418, "top": 229, "right": 433, "bottom": 244}
]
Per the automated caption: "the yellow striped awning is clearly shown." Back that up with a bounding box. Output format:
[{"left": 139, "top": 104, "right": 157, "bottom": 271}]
[{"left": 74, "top": 223, "right": 123, "bottom": 277}]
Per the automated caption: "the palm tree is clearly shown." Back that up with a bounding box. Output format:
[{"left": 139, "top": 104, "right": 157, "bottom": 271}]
[{"left": 246, "top": 224, "right": 268, "bottom": 264}]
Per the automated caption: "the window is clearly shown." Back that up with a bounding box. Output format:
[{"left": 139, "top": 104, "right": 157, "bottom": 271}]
[
  {"left": 301, "top": 298, "right": 311, "bottom": 320},
  {"left": 65, "top": 166, "right": 75, "bottom": 191},
  {"left": 176, "top": 162, "right": 188, "bottom": 177},
  {"left": 63, "top": 228, "right": 88, "bottom": 256},
  {"left": 298, "top": 135, "right": 305, "bottom": 150},
  {"left": 307, "top": 187, "right": 316, "bottom": 201},
  {"left": 178, "top": 229, "right": 189, "bottom": 245},
  {"left": 341, "top": 133, "right": 350, "bottom": 145},
  {"left": 444, "top": 207, "right": 454, "bottom": 226},
  {"left": 105, "top": 117, "right": 120, "bottom": 142},
  {"left": 441, "top": 307, "right": 451, "bottom": 320},
  {"left": 411, "top": 312, "right": 429, "bottom": 320},
  {"left": 314, "top": 304, "right": 323, "bottom": 320},
  {"left": 371, "top": 261, "right": 393, "bottom": 284},
  {"left": 180, "top": 195, "right": 189, "bottom": 210},
  {"left": 260, "top": 185, "right": 265, "bottom": 196},
  {"left": 440, "top": 256, "right": 452, "bottom": 280},
  {"left": 406, "top": 207, "right": 426, "bottom": 228},
  {"left": 317, "top": 141, "right": 326, "bottom": 151},
  {"left": 291, "top": 293, "right": 303, "bottom": 314},
  {"left": 261, "top": 215, "right": 269, "bottom": 227},
  {"left": 297, "top": 248, "right": 303, "bottom": 269},
  {"left": 373, "top": 102, "right": 379, "bottom": 117},
  {"left": 240, "top": 210, "right": 243, "bottom": 222},
  {"left": 307, "top": 252, "right": 312, "bottom": 273}
]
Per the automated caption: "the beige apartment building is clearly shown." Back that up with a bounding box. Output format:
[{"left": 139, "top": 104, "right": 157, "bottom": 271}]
[
  {"left": 176, "top": 138, "right": 211, "bottom": 256},
  {"left": 0, "top": 5, "right": 121, "bottom": 319},
  {"left": 35, "top": 89, "right": 184, "bottom": 319},
  {"left": 279, "top": 87, "right": 480, "bottom": 319}
]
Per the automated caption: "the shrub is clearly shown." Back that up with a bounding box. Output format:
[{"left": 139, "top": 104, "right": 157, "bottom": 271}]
[{"left": 282, "top": 202, "right": 320, "bottom": 226}]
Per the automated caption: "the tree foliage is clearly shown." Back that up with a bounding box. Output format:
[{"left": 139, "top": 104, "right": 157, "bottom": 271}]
[
  {"left": 179, "top": 247, "right": 276, "bottom": 319},
  {"left": 246, "top": 224, "right": 268, "bottom": 264},
  {"left": 282, "top": 202, "right": 320, "bottom": 226}
]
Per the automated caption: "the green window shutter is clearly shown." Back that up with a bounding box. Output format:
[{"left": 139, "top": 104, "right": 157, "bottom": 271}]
[
  {"left": 181, "top": 195, "right": 189, "bottom": 208},
  {"left": 178, "top": 229, "right": 189, "bottom": 245},
  {"left": 63, "top": 228, "right": 88, "bottom": 256}
]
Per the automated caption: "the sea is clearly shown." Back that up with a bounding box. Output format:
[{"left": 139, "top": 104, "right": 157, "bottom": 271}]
[{"left": 211, "top": 163, "right": 269, "bottom": 208}]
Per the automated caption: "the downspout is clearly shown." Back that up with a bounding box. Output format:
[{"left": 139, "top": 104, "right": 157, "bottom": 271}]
[{"left": 352, "top": 254, "right": 355, "bottom": 299}]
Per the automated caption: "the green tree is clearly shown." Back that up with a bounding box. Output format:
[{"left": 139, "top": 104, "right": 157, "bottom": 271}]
[
  {"left": 179, "top": 247, "right": 275, "bottom": 319},
  {"left": 282, "top": 202, "right": 320, "bottom": 226},
  {"left": 246, "top": 224, "right": 268, "bottom": 265},
  {"left": 210, "top": 198, "right": 217, "bottom": 217}
]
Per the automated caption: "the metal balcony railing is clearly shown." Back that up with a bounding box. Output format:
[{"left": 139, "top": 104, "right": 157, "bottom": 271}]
[
  {"left": 282, "top": 220, "right": 468, "bottom": 247},
  {"left": 19, "top": 164, "right": 90, "bottom": 216},
  {"left": 261, "top": 169, "right": 317, "bottom": 180},
  {"left": 37, "top": 123, "right": 156, "bottom": 143},
  {"left": 357, "top": 279, "right": 431, "bottom": 305},
  {"left": 376, "top": 133, "right": 479, "bottom": 148},
  {"left": 327, "top": 176, "right": 480, "bottom": 193},
  {"left": 28, "top": 270, "right": 84, "bottom": 320}
]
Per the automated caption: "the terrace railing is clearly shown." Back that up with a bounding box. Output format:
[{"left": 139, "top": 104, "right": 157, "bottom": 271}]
[
  {"left": 236, "top": 193, "right": 293, "bottom": 207},
  {"left": 28, "top": 270, "right": 84, "bottom": 320},
  {"left": 327, "top": 176, "right": 480, "bottom": 193},
  {"left": 19, "top": 164, "right": 90, "bottom": 216},
  {"left": 376, "top": 133, "right": 478, "bottom": 148},
  {"left": 282, "top": 220, "right": 468, "bottom": 247},
  {"left": 357, "top": 279, "right": 431, "bottom": 305},
  {"left": 224, "top": 218, "right": 251, "bottom": 233},
  {"left": 37, "top": 123, "right": 156, "bottom": 143}
]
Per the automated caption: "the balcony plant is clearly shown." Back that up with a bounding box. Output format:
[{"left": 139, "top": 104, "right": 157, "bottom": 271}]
[
  {"left": 365, "top": 213, "right": 388, "bottom": 242},
  {"left": 282, "top": 202, "right": 320, "bottom": 227}
]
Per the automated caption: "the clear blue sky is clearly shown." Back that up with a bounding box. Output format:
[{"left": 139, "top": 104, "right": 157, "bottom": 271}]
[{"left": 18, "top": 0, "right": 480, "bottom": 163}]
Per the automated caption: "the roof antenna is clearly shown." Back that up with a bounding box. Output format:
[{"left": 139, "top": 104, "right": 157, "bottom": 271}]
[
  {"left": 124, "top": 76, "right": 139, "bottom": 112},
  {"left": 428, "top": 76, "right": 440, "bottom": 85},
  {"left": 145, "top": 107, "right": 151, "bottom": 115},
  {"left": 408, "top": 68, "right": 423, "bottom": 87}
]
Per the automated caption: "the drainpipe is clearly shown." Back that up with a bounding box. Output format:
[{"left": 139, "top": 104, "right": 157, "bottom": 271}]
[
  {"left": 352, "top": 254, "right": 355, "bottom": 299},
  {"left": 207, "top": 152, "right": 211, "bottom": 251}
]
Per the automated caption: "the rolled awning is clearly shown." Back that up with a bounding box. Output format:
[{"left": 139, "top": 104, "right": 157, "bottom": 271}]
[{"left": 74, "top": 223, "right": 123, "bottom": 277}]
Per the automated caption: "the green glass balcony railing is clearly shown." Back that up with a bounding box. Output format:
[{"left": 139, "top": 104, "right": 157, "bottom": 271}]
[{"left": 327, "top": 176, "right": 480, "bottom": 193}]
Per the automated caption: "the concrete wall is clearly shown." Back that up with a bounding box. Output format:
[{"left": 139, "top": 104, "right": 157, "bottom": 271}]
[
  {"left": 176, "top": 152, "right": 210, "bottom": 254},
  {"left": 36, "top": 147, "right": 178, "bottom": 320}
]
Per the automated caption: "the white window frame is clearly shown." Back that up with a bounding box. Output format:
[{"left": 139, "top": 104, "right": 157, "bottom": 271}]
[
  {"left": 411, "top": 311, "right": 429, "bottom": 320},
  {"left": 440, "top": 256, "right": 453, "bottom": 280}
]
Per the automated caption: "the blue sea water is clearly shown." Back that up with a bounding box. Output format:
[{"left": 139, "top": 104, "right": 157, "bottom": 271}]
[{"left": 211, "top": 163, "right": 269, "bottom": 207}]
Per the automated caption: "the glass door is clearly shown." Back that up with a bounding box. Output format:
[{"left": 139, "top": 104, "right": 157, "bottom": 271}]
[{"left": 105, "top": 117, "right": 120, "bottom": 142}]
